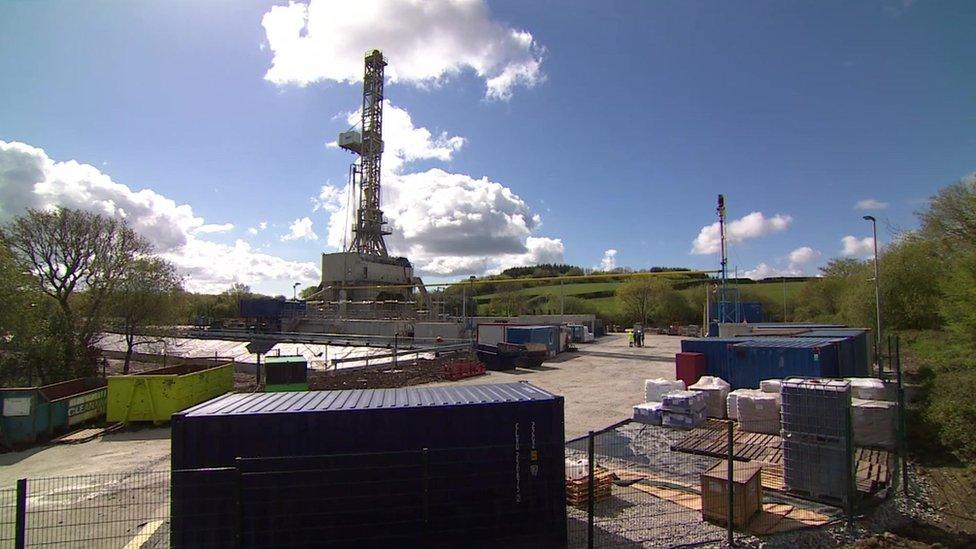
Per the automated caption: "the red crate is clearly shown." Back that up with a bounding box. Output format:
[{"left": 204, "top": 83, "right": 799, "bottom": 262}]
[
  {"left": 675, "top": 352, "right": 706, "bottom": 387},
  {"left": 443, "top": 360, "right": 486, "bottom": 381}
]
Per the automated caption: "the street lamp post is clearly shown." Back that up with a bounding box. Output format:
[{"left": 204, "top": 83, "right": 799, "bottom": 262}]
[
  {"left": 292, "top": 282, "right": 300, "bottom": 300},
  {"left": 863, "top": 215, "right": 882, "bottom": 376}
]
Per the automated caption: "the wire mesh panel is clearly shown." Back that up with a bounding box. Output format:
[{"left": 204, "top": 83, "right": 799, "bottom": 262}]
[
  {"left": 566, "top": 421, "right": 726, "bottom": 547},
  {"left": 231, "top": 442, "right": 566, "bottom": 548},
  {"left": 23, "top": 471, "right": 170, "bottom": 548},
  {"left": 0, "top": 487, "right": 16, "bottom": 546}
]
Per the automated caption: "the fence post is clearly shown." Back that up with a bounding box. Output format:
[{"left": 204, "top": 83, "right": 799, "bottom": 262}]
[
  {"left": 587, "top": 431, "right": 595, "bottom": 549},
  {"left": 895, "top": 335, "right": 908, "bottom": 497},
  {"left": 15, "top": 478, "right": 26, "bottom": 549},
  {"left": 845, "top": 406, "right": 855, "bottom": 528},
  {"left": 726, "top": 421, "right": 734, "bottom": 546}
]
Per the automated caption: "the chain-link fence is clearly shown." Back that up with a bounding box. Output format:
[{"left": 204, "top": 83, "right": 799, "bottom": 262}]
[{"left": 0, "top": 337, "right": 907, "bottom": 547}]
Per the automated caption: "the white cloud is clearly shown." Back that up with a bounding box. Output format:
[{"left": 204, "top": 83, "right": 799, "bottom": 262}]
[
  {"left": 855, "top": 199, "right": 889, "bottom": 210},
  {"left": 246, "top": 221, "right": 268, "bottom": 236},
  {"left": 159, "top": 239, "right": 318, "bottom": 294},
  {"left": 281, "top": 217, "right": 318, "bottom": 241},
  {"left": 0, "top": 140, "right": 319, "bottom": 293},
  {"left": 261, "top": 0, "right": 545, "bottom": 100},
  {"left": 312, "top": 183, "right": 345, "bottom": 213},
  {"left": 841, "top": 235, "right": 875, "bottom": 257},
  {"left": 691, "top": 211, "right": 793, "bottom": 255},
  {"left": 742, "top": 262, "right": 801, "bottom": 280},
  {"left": 599, "top": 249, "right": 617, "bottom": 271},
  {"left": 316, "top": 102, "right": 560, "bottom": 277},
  {"left": 0, "top": 140, "right": 204, "bottom": 251},
  {"left": 194, "top": 223, "right": 234, "bottom": 234},
  {"left": 788, "top": 246, "right": 821, "bottom": 266}
]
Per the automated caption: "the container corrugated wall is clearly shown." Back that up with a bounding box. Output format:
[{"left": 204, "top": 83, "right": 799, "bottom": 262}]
[
  {"left": 728, "top": 338, "right": 842, "bottom": 390},
  {"left": 680, "top": 338, "right": 741, "bottom": 380},
  {"left": 170, "top": 382, "right": 566, "bottom": 548}
]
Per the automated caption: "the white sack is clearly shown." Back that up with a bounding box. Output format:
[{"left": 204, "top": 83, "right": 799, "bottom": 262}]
[
  {"left": 760, "top": 379, "right": 782, "bottom": 393},
  {"left": 852, "top": 398, "right": 897, "bottom": 449},
  {"left": 645, "top": 378, "right": 686, "bottom": 403},
  {"left": 737, "top": 391, "right": 781, "bottom": 434},
  {"left": 727, "top": 389, "right": 763, "bottom": 421},
  {"left": 689, "top": 376, "right": 732, "bottom": 419},
  {"left": 847, "top": 378, "right": 889, "bottom": 401}
]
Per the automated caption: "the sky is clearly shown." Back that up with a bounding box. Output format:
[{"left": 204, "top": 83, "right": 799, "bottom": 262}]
[{"left": 1, "top": 0, "right": 974, "bottom": 295}]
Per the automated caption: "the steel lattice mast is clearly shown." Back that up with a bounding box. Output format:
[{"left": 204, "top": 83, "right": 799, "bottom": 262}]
[{"left": 348, "top": 49, "right": 390, "bottom": 256}]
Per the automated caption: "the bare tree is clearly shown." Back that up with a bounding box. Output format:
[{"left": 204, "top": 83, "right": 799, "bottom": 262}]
[
  {"left": 111, "top": 257, "right": 184, "bottom": 374},
  {"left": 1, "top": 208, "right": 151, "bottom": 376}
]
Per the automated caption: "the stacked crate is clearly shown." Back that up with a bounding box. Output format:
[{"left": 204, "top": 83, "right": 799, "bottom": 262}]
[
  {"left": 780, "top": 379, "right": 853, "bottom": 503},
  {"left": 565, "top": 466, "right": 613, "bottom": 508}
]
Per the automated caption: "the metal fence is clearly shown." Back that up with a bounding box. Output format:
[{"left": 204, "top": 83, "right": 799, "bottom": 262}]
[{"left": 0, "top": 337, "right": 908, "bottom": 548}]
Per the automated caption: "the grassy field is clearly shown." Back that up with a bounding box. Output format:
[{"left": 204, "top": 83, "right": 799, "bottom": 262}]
[{"left": 474, "top": 278, "right": 808, "bottom": 319}]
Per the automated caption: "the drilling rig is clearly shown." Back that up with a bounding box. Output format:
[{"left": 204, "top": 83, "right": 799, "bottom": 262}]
[{"left": 310, "top": 50, "right": 431, "bottom": 318}]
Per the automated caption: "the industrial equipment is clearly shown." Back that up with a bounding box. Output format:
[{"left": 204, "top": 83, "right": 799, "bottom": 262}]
[{"left": 308, "top": 50, "right": 431, "bottom": 317}]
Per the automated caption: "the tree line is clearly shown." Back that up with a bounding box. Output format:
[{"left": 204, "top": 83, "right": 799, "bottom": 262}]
[{"left": 0, "top": 208, "right": 259, "bottom": 386}]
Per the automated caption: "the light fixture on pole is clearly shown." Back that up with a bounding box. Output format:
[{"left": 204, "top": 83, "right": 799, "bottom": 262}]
[
  {"left": 292, "top": 282, "right": 300, "bottom": 300},
  {"left": 863, "top": 215, "right": 882, "bottom": 375}
]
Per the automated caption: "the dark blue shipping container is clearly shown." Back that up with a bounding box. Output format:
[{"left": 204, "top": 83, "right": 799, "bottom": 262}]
[
  {"left": 171, "top": 383, "right": 566, "bottom": 548},
  {"left": 505, "top": 326, "right": 558, "bottom": 356},
  {"left": 729, "top": 338, "right": 843, "bottom": 390},
  {"left": 749, "top": 323, "right": 847, "bottom": 329},
  {"left": 680, "top": 338, "right": 742, "bottom": 381},
  {"left": 793, "top": 329, "right": 871, "bottom": 377}
]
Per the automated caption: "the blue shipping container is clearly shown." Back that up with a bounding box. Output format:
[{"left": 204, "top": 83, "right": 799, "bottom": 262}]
[
  {"left": 171, "top": 383, "right": 566, "bottom": 548},
  {"left": 505, "top": 326, "right": 558, "bottom": 357},
  {"left": 680, "top": 338, "right": 742, "bottom": 381},
  {"left": 793, "top": 329, "right": 871, "bottom": 377},
  {"left": 729, "top": 338, "right": 843, "bottom": 390}
]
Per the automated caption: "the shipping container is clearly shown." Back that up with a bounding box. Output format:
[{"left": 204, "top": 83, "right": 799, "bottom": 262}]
[
  {"left": 476, "top": 323, "right": 507, "bottom": 347},
  {"left": 263, "top": 355, "right": 308, "bottom": 392},
  {"left": 793, "top": 329, "right": 871, "bottom": 377},
  {"left": 0, "top": 378, "right": 106, "bottom": 447},
  {"left": 680, "top": 338, "right": 742, "bottom": 381},
  {"left": 171, "top": 382, "right": 566, "bottom": 548},
  {"left": 505, "top": 326, "right": 559, "bottom": 357},
  {"left": 728, "top": 338, "right": 843, "bottom": 390},
  {"left": 107, "top": 363, "right": 233, "bottom": 423}
]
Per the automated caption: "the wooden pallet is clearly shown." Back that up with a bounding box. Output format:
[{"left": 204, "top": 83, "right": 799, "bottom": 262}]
[
  {"left": 53, "top": 423, "right": 122, "bottom": 444},
  {"left": 566, "top": 468, "right": 614, "bottom": 507},
  {"left": 671, "top": 420, "right": 893, "bottom": 496}
]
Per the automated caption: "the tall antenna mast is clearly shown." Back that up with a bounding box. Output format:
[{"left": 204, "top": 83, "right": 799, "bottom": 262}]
[
  {"left": 715, "top": 193, "right": 740, "bottom": 323},
  {"left": 338, "top": 49, "right": 390, "bottom": 256},
  {"left": 718, "top": 194, "right": 728, "bottom": 285}
]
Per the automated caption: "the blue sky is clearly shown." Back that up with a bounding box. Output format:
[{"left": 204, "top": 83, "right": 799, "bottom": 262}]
[{"left": 1, "top": 0, "right": 974, "bottom": 294}]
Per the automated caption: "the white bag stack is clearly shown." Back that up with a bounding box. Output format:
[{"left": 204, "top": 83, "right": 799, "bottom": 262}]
[
  {"left": 736, "top": 392, "right": 781, "bottom": 434},
  {"left": 760, "top": 379, "right": 782, "bottom": 394},
  {"left": 852, "top": 398, "right": 898, "bottom": 449},
  {"left": 644, "top": 378, "right": 686, "bottom": 403},
  {"left": 661, "top": 390, "right": 707, "bottom": 429},
  {"left": 633, "top": 402, "right": 664, "bottom": 425},
  {"left": 727, "top": 389, "right": 763, "bottom": 420},
  {"left": 847, "top": 378, "right": 890, "bottom": 401},
  {"left": 688, "top": 376, "right": 731, "bottom": 418}
]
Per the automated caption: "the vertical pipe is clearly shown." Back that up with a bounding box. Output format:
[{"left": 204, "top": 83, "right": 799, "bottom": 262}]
[
  {"left": 782, "top": 276, "right": 787, "bottom": 322},
  {"left": 15, "top": 478, "right": 26, "bottom": 549},
  {"left": 587, "top": 431, "right": 595, "bottom": 549},
  {"left": 871, "top": 220, "right": 882, "bottom": 375},
  {"left": 895, "top": 336, "right": 908, "bottom": 496},
  {"left": 726, "top": 421, "right": 734, "bottom": 545}
]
